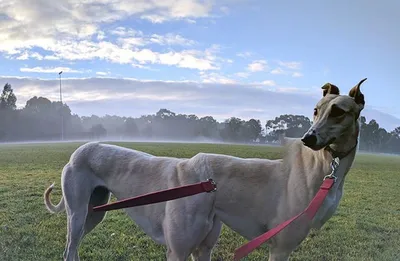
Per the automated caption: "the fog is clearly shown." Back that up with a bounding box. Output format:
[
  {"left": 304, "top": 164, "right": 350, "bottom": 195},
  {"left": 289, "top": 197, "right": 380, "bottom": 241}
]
[{"left": 1, "top": 92, "right": 400, "bottom": 155}]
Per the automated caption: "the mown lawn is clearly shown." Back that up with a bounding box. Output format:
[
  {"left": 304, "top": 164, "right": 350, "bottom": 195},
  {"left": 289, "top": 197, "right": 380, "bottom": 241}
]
[{"left": 0, "top": 142, "right": 399, "bottom": 261}]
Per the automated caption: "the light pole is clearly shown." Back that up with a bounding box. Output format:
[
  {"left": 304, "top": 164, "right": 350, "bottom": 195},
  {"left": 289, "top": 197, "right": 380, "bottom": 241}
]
[{"left": 59, "top": 71, "right": 64, "bottom": 141}]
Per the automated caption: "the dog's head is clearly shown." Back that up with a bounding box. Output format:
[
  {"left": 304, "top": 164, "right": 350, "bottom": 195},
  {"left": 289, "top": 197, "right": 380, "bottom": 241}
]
[{"left": 301, "top": 78, "right": 367, "bottom": 151}]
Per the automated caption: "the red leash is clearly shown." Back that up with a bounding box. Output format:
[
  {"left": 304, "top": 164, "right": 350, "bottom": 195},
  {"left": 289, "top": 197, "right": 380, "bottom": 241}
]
[
  {"left": 92, "top": 179, "right": 217, "bottom": 212},
  {"left": 233, "top": 177, "right": 336, "bottom": 260}
]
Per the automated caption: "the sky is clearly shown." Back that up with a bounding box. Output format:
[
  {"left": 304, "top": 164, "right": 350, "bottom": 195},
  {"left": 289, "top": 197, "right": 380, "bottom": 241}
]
[{"left": 1, "top": 0, "right": 399, "bottom": 130}]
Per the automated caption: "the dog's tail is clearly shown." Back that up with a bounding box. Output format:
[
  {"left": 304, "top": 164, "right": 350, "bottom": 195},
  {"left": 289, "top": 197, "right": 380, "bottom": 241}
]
[{"left": 44, "top": 183, "right": 65, "bottom": 213}]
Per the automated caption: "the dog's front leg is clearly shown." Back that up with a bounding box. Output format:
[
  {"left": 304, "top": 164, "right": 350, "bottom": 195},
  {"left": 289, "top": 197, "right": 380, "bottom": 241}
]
[{"left": 268, "top": 249, "right": 290, "bottom": 261}]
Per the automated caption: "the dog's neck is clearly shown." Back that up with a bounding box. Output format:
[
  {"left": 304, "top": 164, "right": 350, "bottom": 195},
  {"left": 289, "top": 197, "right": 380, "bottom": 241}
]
[
  {"left": 325, "top": 140, "right": 358, "bottom": 160},
  {"left": 282, "top": 133, "right": 358, "bottom": 197},
  {"left": 308, "top": 137, "right": 358, "bottom": 194},
  {"left": 324, "top": 123, "right": 360, "bottom": 160}
]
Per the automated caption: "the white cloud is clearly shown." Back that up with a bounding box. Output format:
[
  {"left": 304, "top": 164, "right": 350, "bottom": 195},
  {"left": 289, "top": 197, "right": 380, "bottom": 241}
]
[
  {"left": 14, "top": 51, "right": 43, "bottom": 61},
  {"left": 237, "top": 51, "right": 253, "bottom": 58},
  {"left": 97, "top": 31, "right": 106, "bottom": 41},
  {"left": 235, "top": 72, "right": 250, "bottom": 78},
  {"left": 247, "top": 60, "right": 268, "bottom": 72},
  {"left": 31, "top": 52, "right": 44, "bottom": 60},
  {"left": 1, "top": 76, "right": 318, "bottom": 122},
  {"left": 6, "top": 38, "right": 220, "bottom": 71},
  {"left": 270, "top": 67, "right": 285, "bottom": 75},
  {"left": 16, "top": 52, "right": 29, "bottom": 60},
  {"left": 278, "top": 61, "right": 302, "bottom": 70},
  {"left": 96, "top": 71, "right": 110, "bottom": 76},
  {"left": 200, "top": 72, "right": 236, "bottom": 84},
  {"left": 259, "top": 80, "right": 276, "bottom": 86},
  {"left": 292, "top": 72, "right": 303, "bottom": 78},
  {"left": 20, "top": 67, "right": 82, "bottom": 74},
  {"left": 0, "top": 0, "right": 226, "bottom": 72},
  {"left": 220, "top": 6, "right": 230, "bottom": 15},
  {"left": 43, "top": 55, "right": 59, "bottom": 61},
  {"left": 110, "top": 27, "right": 141, "bottom": 37},
  {"left": 149, "top": 33, "right": 197, "bottom": 46}
]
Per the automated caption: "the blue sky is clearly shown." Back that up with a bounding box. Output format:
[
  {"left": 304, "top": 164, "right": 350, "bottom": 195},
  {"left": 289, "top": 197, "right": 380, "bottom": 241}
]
[{"left": 1, "top": 0, "right": 399, "bottom": 129}]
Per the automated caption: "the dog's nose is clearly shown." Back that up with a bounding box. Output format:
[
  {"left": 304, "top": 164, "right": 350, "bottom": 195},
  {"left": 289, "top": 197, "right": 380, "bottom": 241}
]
[{"left": 301, "top": 131, "right": 317, "bottom": 147}]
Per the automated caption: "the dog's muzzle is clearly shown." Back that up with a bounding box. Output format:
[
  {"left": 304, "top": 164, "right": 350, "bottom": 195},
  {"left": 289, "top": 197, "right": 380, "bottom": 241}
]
[{"left": 301, "top": 130, "right": 317, "bottom": 147}]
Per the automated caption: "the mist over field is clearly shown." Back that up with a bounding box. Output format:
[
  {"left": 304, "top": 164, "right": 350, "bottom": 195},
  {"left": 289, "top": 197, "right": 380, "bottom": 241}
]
[{"left": 1, "top": 82, "right": 400, "bottom": 155}]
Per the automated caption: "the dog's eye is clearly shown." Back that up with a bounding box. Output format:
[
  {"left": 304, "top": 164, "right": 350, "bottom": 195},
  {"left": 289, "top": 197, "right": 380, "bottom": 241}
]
[
  {"left": 330, "top": 105, "right": 345, "bottom": 117},
  {"left": 313, "top": 108, "right": 318, "bottom": 116}
]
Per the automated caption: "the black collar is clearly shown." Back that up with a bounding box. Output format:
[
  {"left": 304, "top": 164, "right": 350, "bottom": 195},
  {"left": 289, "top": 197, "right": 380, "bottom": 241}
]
[{"left": 324, "top": 142, "right": 358, "bottom": 159}]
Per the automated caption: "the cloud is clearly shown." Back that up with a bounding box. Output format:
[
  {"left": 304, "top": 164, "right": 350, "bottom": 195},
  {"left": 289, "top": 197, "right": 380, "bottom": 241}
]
[
  {"left": 200, "top": 72, "right": 236, "bottom": 84},
  {"left": 247, "top": 60, "right": 268, "bottom": 72},
  {"left": 236, "top": 51, "right": 253, "bottom": 58},
  {"left": 0, "top": 76, "right": 316, "bottom": 122},
  {"left": 1, "top": 76, "right": 397, "bottom": 130},
  {"left": 20, "top": 67, "right": 82, "bottom": 74},
  {"left": 259, "top": 80, "right": 276, "bottom": 86},
  {"left": 0, "top": 1, "right": 227, "bottom": 72},
  {"left": 292, "top": 72, "right": 303, "bottom": 78},
  {"left": 220, "top": 6, "right": 230, "bottom": 15},
  {"left": 7, "top": 39, "right": 220, "bottom": 71},
  {"left": 270, "top": 64, "right": 303, "bottom": 77},
  {"left": 150, "top": 33, "right": 197, "bottom": 46},
  {"left": 270, "top": 67, "right": 285, "bottom": 75},
  {"left": 235, "top": 72, "right": 250, "bottom": 78},
  {"left": 96, "top": 71, "right": 110, "bottom": 76},
  {"left": 277, "top": 61, "right": 302, "bottom": 70}
]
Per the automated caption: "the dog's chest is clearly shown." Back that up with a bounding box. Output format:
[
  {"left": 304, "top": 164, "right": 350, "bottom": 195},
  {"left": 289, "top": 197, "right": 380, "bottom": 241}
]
[{"left": 312, "top": 186, "right": 343, "bottom": 228}]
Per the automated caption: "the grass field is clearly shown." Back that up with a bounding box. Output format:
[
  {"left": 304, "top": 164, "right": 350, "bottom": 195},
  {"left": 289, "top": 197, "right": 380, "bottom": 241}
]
[{"left": 0, "top": 141, "right": 399, "bottom": 261}]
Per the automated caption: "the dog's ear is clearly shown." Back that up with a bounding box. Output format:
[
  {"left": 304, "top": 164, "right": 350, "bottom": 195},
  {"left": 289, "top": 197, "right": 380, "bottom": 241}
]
[
  {"left": 321, "top": 83, "right": 340, "bottom": 97},
  {"left": 349, "top": 78, "right": 367, "bottom": 110}
]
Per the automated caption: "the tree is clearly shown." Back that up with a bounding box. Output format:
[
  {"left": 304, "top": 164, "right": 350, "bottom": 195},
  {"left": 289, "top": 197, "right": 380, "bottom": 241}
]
[
  {"left": 156, "top": 109, "right": 176, "bottom": 119},
  {"left": 0, "top": 83, "right": 17, "bottom": 110},
  {"left": 124, "top": 118, "right": 139, "bottom": 137},
  {"left": 198, "top": 116, "right": 219, "bottom": 138},
  {"left": 90, "top": 124, "right": 107, "bottom": 139},
  {"left": 220, "top": 117, "right": 245, "bottom": 142},
  {"left": 266, "top": 114, "right": 311, "bottom": 142},
  {"left": 243, "top": 119, "right": 262, "bottom": 142}
]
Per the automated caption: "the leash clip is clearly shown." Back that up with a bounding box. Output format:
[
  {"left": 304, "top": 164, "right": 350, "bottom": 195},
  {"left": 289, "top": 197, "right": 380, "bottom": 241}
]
[
  {"left": 323, "top": 157, "right": 340, "bottom": 182},
  {"left": 207, "top": 179, "right": 217, "bottom": 192}
]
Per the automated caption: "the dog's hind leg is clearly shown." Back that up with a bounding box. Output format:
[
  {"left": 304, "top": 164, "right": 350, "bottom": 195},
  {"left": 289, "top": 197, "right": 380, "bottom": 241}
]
[
  {"left": 84, "top": 186, "right": 111, "bottom": 234},
  {"left": 62, "top": 167, "right": 99, "bottom": 261},
  {"left": 191, "top": 216, "right": 222, "bottom": 261},
  {"left": 64, "top": 186, "right": 111, "bottom": 261},
  {"left": 64, "top": 198, "right": 89, "bottom": 261}
]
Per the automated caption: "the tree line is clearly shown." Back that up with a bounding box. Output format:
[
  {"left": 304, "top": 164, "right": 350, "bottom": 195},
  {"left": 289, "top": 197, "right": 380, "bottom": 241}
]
[{"left": 1, "top": 83, "right": 400, "bottom": 154}]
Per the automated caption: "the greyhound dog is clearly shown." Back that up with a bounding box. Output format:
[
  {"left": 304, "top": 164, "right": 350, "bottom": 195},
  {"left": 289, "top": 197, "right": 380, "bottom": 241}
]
[{"left": 44, "top": 78, "right": 367, "bottom": 261}]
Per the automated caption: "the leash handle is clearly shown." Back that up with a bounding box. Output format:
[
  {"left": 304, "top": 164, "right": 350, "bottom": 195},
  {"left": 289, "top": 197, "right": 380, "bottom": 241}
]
[{"left": 92, "top": 179, "right": 217, "bottom": 212}]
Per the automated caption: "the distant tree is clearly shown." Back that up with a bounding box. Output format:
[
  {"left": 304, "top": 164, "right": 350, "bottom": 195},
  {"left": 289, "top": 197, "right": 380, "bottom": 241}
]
[
  {"left": 220, "top": 117, "right": 245, "bottom": 142},
  {"left": 90, "top": 124, "right": 107, "bottom": 139},
  {"left": 142, "top": 122, "right": 153, "bottom": 138},
  {"left": 0, "top": 83, "right": 17, "bottom": 110},
  {"left": 124, "top": 117, "right": 139, "bottom": 137},
  {"left": 266, "top": 114, "right": 311, "bottom": 141},
  {"left": 243, "top": 119, "right": 262, "bottom": 142},
  {"left": 198, "top": 116, "right": 219, "bottom": 138},
  {"left": 2, "top": 88, "right": 400, "bottom": 155},
  {"left": 156, "top": 108, "right": 176, "bottom": 119},
  {"left": 360, "top": 119, "right": 380, "bottom": 151}
]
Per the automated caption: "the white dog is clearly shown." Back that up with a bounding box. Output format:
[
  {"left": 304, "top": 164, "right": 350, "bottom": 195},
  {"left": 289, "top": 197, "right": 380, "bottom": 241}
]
[{"left": 44, "top": 78, "right": 367, "bottom": 261}]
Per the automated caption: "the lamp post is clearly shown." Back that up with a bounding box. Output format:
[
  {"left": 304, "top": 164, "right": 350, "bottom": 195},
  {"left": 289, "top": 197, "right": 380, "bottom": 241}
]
[{"left": 59, "top": 71, "right": 64, "bottom": 141}]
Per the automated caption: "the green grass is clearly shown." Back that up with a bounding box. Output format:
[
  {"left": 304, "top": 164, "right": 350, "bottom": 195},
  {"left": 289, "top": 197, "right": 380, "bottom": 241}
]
[{"left": 0, "top": 141, "right": 399, "bottom": 261}]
